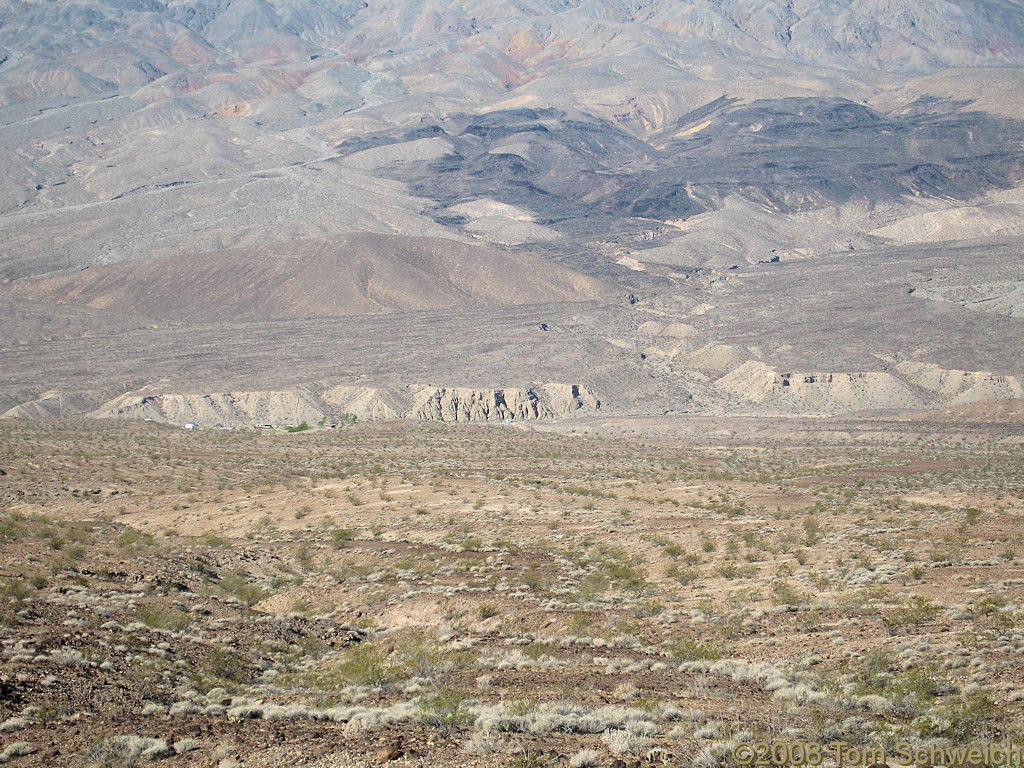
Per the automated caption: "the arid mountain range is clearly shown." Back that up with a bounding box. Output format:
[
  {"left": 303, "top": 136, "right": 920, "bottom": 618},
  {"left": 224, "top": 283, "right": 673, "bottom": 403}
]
[{"left": 1, "top": 0, "right": 1023, "bottom": 425}]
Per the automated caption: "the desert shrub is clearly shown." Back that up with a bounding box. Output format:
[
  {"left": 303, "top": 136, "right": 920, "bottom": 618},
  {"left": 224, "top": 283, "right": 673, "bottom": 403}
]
[
  {"left": 851, "top": 650, "right": 895, "bottom": 692},
  {"left": 794, "top": 609, "right": 823, "bottom": 632},
  {"left": 393, "top": 630, "right": 470, "bottom": 680},
  {"left": 770, "top": 579, "right": 803, "bottom": 606},
  {"left": 169, "top": 701, "right": 202, "bottom": 716},
  {"left": 666, "top": 564, "right": 700, "bottom": 584},
  {"left": 418, "top": 685, "right": 473, "bottom": 736},
  {"left": 263, "top": 704, "right": 312, "bottom": 720},
  {"left": 882, "top": 596, "right": 940, "bottom": 633},
  {"left": 336, "top": 642, "right": 394, "bottom": 687},
  {"left": 666, "top": 638, "right": 722, "bottom": 662},
  {"left": 802, "top": 516, "right": 821, "bottom": 544},
  {"left": 569, "top": 749, "right": 600, "bottom": 768},
  {"left": 601, "top": 728, "right": 653, "bottom": 755},
  {"left": 219, "top": 570, "right": 269, "bottom": 606},
  {"left": 890, "top": 668, "right": 954, "bottom": 714},
  {"left": 198, "top": 532, "right": 229, "bottom": 548},
  {"left": 331, "top": 528, "right": 356, "bottom": 547},
  {"left": 462, "top": 731, "right": 509, "bottom": 755},
  {"left": 226, "top": 704, "right": 264, "bottom": 720},
  {"left": 474, "top": 700, "right": 660, "bottom": 736},
  {"left": 80, "top": 735, "right": 172, "bottom": 766},
  {"left": 589, "top": 549, "right": 649, "bottom": 593},
  {"left": 718, "top": 563, "right": 757, "bottom": 579},
  {"left": 135, "top": 604, "right": 191, "bottom": 631},
  {"left": 172, "top": 739, "right": 200, "bottom": 754},
  {"left": 0, "top": 578, "right": 31, "bottom": 602},
  {"left": 663, "top": 542, "right": 685, "bottom": 558},
  {"left": 510, "top": 754, "right": 551, "bottom": 768},
  {"left": 0, "top": 718, "right": 30, "bottom": 732},
  {"left": 115, "top": 529, "right": 157, "bottom": 549},
  {"left": 975, "top": 595, "right": 1007, "bottom": 616},
  {"left": 944, "top": 690, "right": 1004, "bottom": 742},
  {"left": 0, "top": 514, "right": 26, "bottom": 542},
  {"left": 0, "top": 742, "right": 35, "bottom": 762},
  {"left": 190, "top": 647, "right": 251, "bottom": 688}
]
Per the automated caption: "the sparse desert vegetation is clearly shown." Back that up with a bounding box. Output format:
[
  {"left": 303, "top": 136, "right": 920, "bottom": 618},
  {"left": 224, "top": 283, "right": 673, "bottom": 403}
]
[
  {"left": 2, "top": 2, "right": 1023, "bottom": 765},
  {"left": 0, "top": 415, "right": 1022, "bottom": 766}
]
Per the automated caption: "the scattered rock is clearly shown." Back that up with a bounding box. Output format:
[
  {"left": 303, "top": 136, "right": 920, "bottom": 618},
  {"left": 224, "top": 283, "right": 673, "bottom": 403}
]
[{"left": 376, "top": 737, "right": 404, "bottom": 763}]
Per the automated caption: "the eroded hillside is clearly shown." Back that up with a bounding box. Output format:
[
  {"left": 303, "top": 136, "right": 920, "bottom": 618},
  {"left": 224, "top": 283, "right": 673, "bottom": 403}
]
[{"left": 1, "top": 0, "right": 1023, "bottom": 423}]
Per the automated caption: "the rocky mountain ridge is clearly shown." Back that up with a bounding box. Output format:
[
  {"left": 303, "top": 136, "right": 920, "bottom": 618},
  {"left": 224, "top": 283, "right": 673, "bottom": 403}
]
[{"left": 1, "top": 0, "right": 1023, "bottom": 422}]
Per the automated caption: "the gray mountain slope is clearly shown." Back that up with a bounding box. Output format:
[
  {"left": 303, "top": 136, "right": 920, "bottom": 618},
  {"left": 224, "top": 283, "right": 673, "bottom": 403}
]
[{"left": 1, "top": 0, "right": 1024, "bottom": 422}]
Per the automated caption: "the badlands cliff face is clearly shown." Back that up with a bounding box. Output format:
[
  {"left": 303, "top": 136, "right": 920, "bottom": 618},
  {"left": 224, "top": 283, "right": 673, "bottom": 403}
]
[
  {"left": 87, "top": 391, "right": 333, "bottom": 429},
  {"left": 710, "top": 363, "right": 1023, "bottom": 414},
  {"left": 705, "top": 357, "right": 1023, "bottom": 414},
  {"left": 410, "top": 384, "right": 600, "bottom": 423},
  {"left": 80, "top": 384, "right": 601, "bottom": 428},
  {"left": 892, "top": 361, "right": 1024, "bottom": 404},
  {"left": 714, "top": 363, "right": 925, "bottom": 412}
]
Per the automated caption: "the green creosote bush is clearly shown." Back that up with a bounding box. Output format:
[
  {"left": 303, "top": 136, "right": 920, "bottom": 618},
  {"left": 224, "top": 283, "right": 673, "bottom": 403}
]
[
  {"left": 666, "top": 637, "right": 722, "bottom": 662},
  {"left": 477, "top": 602, "right": 499, "bottom": 620},
  {"left": 336, "top": 642, "right": 394, "bottom": 687},
  {"left": 327, "top": 631, "right": 469, "bottom": 690},
  {"left": 189, "top": 647, "right": 252, "bottom": 689},
  {"left": 116, "top": 529, "right": 157, "bottom": 549},
  {"left": 219, "top": 570, "right": 270, "bottom": 606},
  {"left": 882, "top": 596, "right": 940, "bottom": 632},
  {"left": 666, "top": 563, "right": 700, "bottom": 584},
  {"left": 663, "top": 542, "right": 685, "bottom": 558},
  {"left": 135, "top": 604, "right": 191, "bottom": 631},
  {"left": 770, "top": 579, "right": 803, "bottom": 606},
  {"left": 331, "top": 528, "right": 356, "bottom": 548},
  {"left": 417, "top": 685, "right": 473, "bottom": 736}
]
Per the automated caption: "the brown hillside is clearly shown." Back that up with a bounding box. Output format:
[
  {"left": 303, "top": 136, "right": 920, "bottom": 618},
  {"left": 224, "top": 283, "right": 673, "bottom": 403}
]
[
  {"left": 11, "top": 233, "right": 611, "bottom": 322},
  {"left": 901, "top": 397, "right": 1024, "bottom": 424}
]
